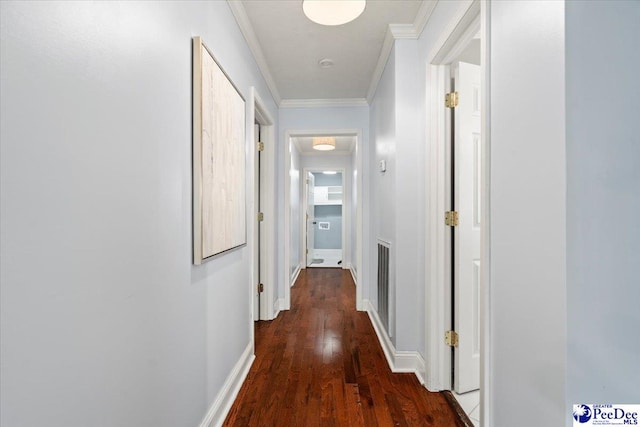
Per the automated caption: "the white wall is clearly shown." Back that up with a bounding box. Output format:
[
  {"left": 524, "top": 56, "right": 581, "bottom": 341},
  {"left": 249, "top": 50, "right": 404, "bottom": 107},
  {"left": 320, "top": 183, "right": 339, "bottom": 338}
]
[
  {"left": 565, "top": 0, "right": 640, "bottom": 412},
  {"left": 369, "top": 47, "right": 397, "bottom": 340},
  {"left": 371, "top": 1, "right": 639, "bottom": 425},
  {"left": 0, "top": 2, "right": 277, "bottom": 426},
  {"left": 279, "top": 107, "right": 369, "bottom": 302},
  {"left": 394, "top": 40, "right": 426, "bottom": 354},
  {"left": 489, "top": 1, "right": 566, "bottom": 425},
  {"left": 368, "top": 38, "right": 430, "bottom": 354}
]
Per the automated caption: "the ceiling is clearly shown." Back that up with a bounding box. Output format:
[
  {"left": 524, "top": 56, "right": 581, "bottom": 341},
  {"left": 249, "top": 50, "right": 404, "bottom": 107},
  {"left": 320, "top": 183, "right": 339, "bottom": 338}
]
[{"left": 230, "top": 0, "right": 435, "bottom": 105}]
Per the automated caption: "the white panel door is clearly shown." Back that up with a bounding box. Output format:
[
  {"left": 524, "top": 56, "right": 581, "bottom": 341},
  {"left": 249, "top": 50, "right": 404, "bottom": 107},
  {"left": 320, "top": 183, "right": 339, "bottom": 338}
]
[
  {"left": 454, "top": 61, "right": 481, "bottom": 393},
  {"left": 306, "top": 172, "right": 315, "bottom": 267}
]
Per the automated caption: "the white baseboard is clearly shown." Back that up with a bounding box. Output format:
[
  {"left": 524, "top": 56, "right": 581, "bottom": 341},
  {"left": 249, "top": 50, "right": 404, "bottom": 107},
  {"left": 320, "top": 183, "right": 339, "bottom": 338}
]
[
  {"left": 199, "top": 343, "right": 255, "bottom": 427},
  {"left": 364, "top": 299, "right": 426, "bottom": 385},
  {"left": 273, "top": 298, "right": 285, "bottom": 319},
  {"left": 290, "top": 263, "right": 301, "bottom": 287},
  {"left": 348, "top": 265, "right": 357, "bottom": 285}
]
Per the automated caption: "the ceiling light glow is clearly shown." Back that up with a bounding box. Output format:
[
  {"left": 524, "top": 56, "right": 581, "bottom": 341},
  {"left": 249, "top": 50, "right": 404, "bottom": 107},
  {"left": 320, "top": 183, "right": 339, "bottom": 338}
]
[
  {"left": 312, "top": 137, "right": 336, "bottom": 151},
  {"left": 303, "top": 0, "right": 366, "bottom": 26},
  {"left": 323, "top": 171, "right": 337, "bottom": 175}
]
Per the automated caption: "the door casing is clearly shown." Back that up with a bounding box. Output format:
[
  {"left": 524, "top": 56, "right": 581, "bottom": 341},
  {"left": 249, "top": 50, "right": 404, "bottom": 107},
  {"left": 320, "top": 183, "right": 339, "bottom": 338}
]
[
  {"left": 424, "top": 1, "right": 491, "bottom": 425},
  {"left": 283, "top": 129, "right": 364, "bottom": 312},
  {"left": 302, "top": 168, "right": 346, "bottom": 269},
  {"left": 250, "top": 88, "right": 276, "bottom": 322}
]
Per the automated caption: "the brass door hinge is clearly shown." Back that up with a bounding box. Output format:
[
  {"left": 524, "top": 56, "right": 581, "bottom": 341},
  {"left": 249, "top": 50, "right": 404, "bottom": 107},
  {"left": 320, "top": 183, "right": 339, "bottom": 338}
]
[
  {"left": 445, "top": 91, "right": 459, "bottom": 108},
  {"left": 445, "top": 330, "right": 459, "bottom": 347},
  {"left": 257, "top": 142, "right": 264, "bottom": 152},
  {"left": 258, "top": 283, "right": 264, "bottom": 293},
  {"left": 257, "top": 212, "right": 264, "bottom": 222},
  {"left": 445, "top": 211, "right": 459, "bottom": 226}
]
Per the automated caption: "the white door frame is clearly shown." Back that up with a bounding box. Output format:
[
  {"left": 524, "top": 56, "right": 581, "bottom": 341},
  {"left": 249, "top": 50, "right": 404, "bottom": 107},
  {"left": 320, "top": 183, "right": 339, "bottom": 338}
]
[
  {"left": 283, "top": 129, "right": 363, "bottom": 312},
  {"left": 424, "top": 0, "right": 491, "bottom": 425},
  {"left": 303, "top": 168, "right": 347, "bottom": 269},
  {"left": 249, "top": 87, "right": 276, "bottom": 321}
]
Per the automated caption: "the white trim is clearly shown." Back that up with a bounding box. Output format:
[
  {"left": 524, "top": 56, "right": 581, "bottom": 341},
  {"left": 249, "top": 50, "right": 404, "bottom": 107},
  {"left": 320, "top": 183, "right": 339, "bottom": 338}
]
[
  {"left": 280, "top": 98, "right": 368, "bottom": 108},
  {"left": 479, "top": 1, "right": 492, "bottom": 425},
  {"left": 349, "top": 265, "right": 357, "bottom": 284},
  {"left": 428, "top": 0, "right": 477, "bottom": 64},
  {"left": 283, "top": 133, "right": 293, "bottom": 311},
  {"left": 284, "top": 129, "right": 364, "bottom": 314},
  {"left": 422, "top": 0, "right": 480, "bottom": 390},
  {"left": 291, "top": 263, "right": 301, "bottom": 287},
  {"left": 198, "top": 343, "right": 255, "bottom": 427},
  {"left": 366, "top": 27, "right": 396, "bottom": 103},
  {"left": 396, "top": 351, "right": 427, "bottom": 385},
  {"left": 423, "top": 3, "right": 490, "bottom": 421},
  {"left": 389, "top": 23, "right": 417, "bottom": 39},
  {"left": 366, "top": 1, "right": 438, "bottom": 102},
  {"left": 250, "top": 87, "right": 276, "bottom": 321},
  {"left": 365, "top": 300, "right": 425, "bottom": 384},
  {"left": 412, "top": 0, "right": 439, "bottom": 37},
  {"left": 425, "top": 63, "right": 449, "bottom": 392},
  {"left": 227, "top": 1, "right": 282, "bottom": 105},
  {"left": 229, "top": 0, "right": 437, "bottom": 106},
  {"left": 273, "top": 298, "right": 285, "bottom": 319}
]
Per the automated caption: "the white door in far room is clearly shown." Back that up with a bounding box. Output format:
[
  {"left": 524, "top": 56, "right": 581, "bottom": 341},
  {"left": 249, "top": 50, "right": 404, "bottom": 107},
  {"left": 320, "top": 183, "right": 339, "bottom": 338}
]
[{"left": 306, "top": 171, "right": 315, "bottom": 267}]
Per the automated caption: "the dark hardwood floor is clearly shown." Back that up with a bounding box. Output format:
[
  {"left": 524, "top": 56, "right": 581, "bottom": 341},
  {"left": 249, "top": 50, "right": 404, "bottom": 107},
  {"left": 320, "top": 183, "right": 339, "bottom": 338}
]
[{"left": 223, "top": 268, "right": 461, "bottom": 427}]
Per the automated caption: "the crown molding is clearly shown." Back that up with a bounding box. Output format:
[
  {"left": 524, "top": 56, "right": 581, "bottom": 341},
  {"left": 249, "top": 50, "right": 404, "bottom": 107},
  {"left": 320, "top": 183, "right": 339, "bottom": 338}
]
[
  {"left": 227, "top": 1, "right": 282, "bottom": 105},
  {"left": 413, "top": 0, "right": 439, "bottom": 37},
  {"left": 280, "top": 98, "right": 369, "bottom": 108},
  {"left": 366, "top": 0, "right": 438, "bottom": 103},
  {"left": 366, "top": 27, "right": 396, "bottom": 103},
  {"left": 389, "top": 24, "right": 416, "bottom": 39},
  {"left": 229, "top": 0, "right": 438, "bottom": 107}
]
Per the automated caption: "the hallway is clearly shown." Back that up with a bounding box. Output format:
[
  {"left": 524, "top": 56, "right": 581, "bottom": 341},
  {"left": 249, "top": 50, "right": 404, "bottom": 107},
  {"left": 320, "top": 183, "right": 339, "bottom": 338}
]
[{"left": 223, "top": 269, "right": 460, "bottom": 427}]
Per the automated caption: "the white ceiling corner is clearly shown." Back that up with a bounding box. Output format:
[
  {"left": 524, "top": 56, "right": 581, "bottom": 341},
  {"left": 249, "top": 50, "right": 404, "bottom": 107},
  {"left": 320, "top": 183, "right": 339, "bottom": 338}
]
[
  {"left": 231, "top": 0, "right": 439, "bottom": 107},
  {"left": 413, "top": 0, "right": 438, "bottom": 37},
  {"left": 366, "top": 1, "right": 438, "bottom": 102},
  {"left": 365, "top": 26, "right": 396, "bottom": 103},
  {"left": 227, "top": 1, "right": 282, "bottom": 104}
]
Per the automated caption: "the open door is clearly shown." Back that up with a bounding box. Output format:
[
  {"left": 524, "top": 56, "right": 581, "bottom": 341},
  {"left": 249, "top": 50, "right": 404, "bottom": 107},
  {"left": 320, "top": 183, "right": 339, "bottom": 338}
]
[
  {"left": 306, "top": 172, "right": 315, "bottom": 267},
  {"left": 453, "top": 61, "right": 481, "bottom": 394}
]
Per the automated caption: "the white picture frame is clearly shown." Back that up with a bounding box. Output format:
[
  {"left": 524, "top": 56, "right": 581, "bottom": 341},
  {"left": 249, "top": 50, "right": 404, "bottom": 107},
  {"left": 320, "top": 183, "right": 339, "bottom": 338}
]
[{"left": 192, "top": 36, "right": 246, "bottom": 265}]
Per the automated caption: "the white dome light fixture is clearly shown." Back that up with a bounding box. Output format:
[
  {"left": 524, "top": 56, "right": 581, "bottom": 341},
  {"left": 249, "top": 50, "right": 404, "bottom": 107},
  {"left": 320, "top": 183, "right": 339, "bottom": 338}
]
[
  {"left": 303, "top": 0, "right": 366, "bottom": 26},
  {"left": 312, "top": 137, "right": 336, "bottom": 151}
]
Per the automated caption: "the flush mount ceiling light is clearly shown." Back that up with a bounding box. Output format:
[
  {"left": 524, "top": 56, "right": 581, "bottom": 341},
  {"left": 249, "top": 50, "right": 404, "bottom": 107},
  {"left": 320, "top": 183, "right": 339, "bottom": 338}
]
[
  {"left": 303, "top": 0, "right": 366, "bottom": 26},
  {"left": 323, "top": 171, "right": 337, "bottom": 175},
  {"left": 312, "top": 137, "right": 336, "bottom": 151}
]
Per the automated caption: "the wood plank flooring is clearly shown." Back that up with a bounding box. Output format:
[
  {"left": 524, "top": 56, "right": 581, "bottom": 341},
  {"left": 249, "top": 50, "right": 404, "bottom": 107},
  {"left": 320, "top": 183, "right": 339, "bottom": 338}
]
[{"left": 223, "top": 268, "right": 461, "bottom": 427}]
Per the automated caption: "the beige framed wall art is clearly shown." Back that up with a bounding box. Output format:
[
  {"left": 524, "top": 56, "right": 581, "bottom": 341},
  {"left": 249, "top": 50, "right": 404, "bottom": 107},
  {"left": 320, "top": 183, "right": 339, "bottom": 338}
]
[{"left": 192, "top": 36, "right": 246, "bottom": 265}]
